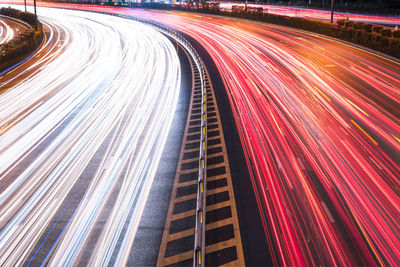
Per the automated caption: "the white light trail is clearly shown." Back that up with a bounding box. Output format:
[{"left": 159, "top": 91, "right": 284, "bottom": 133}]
[
  {"left": 0, "top": 6, "right": 181, "bottom": 266},
  {"left": 0, "top": 18, "right": 16, "bottom": 44}
]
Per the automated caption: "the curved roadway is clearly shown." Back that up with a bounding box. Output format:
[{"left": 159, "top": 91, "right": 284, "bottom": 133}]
[
  {"left": 0, "top": 17, "right": 15, "bottom": 44},
  {"left": 218, "top": 3, "right": 400, "bottom": 25},
  {"left": 118, "top": 7, "right": 400, "bottom": 266},
  {"left": 0, "top": 16, "right": 26, "bottom": 44},
  {"left": 0, "top": 6, "right": 181, "bottom": 266},
  {"left": 1, "top": 2, "right": 400, "bottom": 266},
  {"left": 132, "top": 9, "right": 400, "bottom": 266}
]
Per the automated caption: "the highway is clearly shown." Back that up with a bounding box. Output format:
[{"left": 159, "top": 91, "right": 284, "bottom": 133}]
[
  {"left": 91, "top": 6, "right": 400, "bottom": 266},
  {"left": 2, "top": 0, "right": 400, "bottom": 25},
  {"left": 0, "top": 6, "right": 181, "bottom": 266},
  {"left": 0, "top": 18, "right": 14, "bottom": 44},
  {"left": 218, "top": 3, "right": 400, "bottom": 25},
  {"left": 122, "top": 9, "right": 400, "bottom": 266},
  {"left": 0, "top": 2, "right": 399, "bottom": 266},
  {"left": 0, "top": 16, "right": 25, "bottom": 44}
]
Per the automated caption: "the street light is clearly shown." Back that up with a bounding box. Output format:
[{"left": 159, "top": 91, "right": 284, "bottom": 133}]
[
  {"left": 330, "top": 0, "right": 334, "bottom": 23},
  {"left": 34, "top": 0, "right": 37, "bottom": 30}
]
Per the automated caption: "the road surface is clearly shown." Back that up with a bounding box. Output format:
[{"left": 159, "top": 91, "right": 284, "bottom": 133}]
[
  {"left": 0, "top": 6, "right": 181, "bottom": 266},
  {"left": 218, "top": 3, "right": 400, "bottom": 26},
  {"left": 2, "top": 2, "right": 400, "bottom": 266},
  {"left": 2, "top": 0, "right": 400, "bottom": 25},
  {"left": 0, "top": 16, "right": 27, "bottom": 44},
  {"left": 115, "top": 7, "right": 400, "bottom": 266}
]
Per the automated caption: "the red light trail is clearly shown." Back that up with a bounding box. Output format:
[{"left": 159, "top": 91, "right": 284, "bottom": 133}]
[
  {"left": 1, "top": 2, "right": 400, "bottom": 265},
  {"left": 113, "top": 8, "right": 400, "bottom": 266},
  {"left": 219, "top": 3, "right": 400, "bottom": 25}
]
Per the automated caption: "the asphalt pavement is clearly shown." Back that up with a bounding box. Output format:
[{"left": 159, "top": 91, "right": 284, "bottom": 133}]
[
  {"left": 127, "top": 41, "right": 192, "bottom": 267},
  {"left": 0, "top": 7, "right": 182, "bottom": 266}
]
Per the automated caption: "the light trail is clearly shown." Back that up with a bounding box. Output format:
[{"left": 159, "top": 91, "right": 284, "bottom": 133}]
[
  {"left": 2, "top": 0, "right": 399, "bottom": 26},
  {"left": 0, "top": 17, "right": 22, "bottom": 44},
  {"left": 109, "top": 7, "right": 400, "bottom": 266},
  {"left": 0, "top": 6, "right": 181, "bottom": 266},
  {"left": 1, "top": 2, "right": 399, "bottom": 265},
  {"left": 218, "top": 3, "right": 400, "bottom": 25},
  {"left": 0, "top": 19, "right": 13, "bottom": 44}
]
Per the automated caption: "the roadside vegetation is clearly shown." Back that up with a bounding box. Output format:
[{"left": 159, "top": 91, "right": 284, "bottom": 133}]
[
  {"left": 0, "top": 7, "right": 44, "bottom": 72},
  {"left": 266, "top": 0, "right": 400, "bottom": 16},
  {"left": 131, "top": 3, "right": 400, "bottom": 59}
]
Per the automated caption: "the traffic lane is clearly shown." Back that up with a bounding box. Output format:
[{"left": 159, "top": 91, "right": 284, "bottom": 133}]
[
  {"left": 230, "top": 21, "right": 400, "bottom": 155},
  {"left": 178, "top": 30, "right": 273, "bottom": 266},
  {"left": 112, "top": 9, "right": 400, "bottom": 266},
  {"left": 1, "top": 0, "right": 399, "bottom": 25},
  {"left": 0, "top": 11, "right": 85, "bottom": 194},
  {"left": 3, "top": 3, "right": 400, "bottom": 265},
  {"left": 0, "top": 14, "right": 67, "bottom": 87},
  {"left": 0, "top": 7, "right": 181, "bottom": 267},
  {"left": 126, "top": 12, "right": 399, "bottom": 167},
  {"left": 127, "top": 43, "right": 192, "bottom": 267},
  {"left": 0, "top": 16, "right": 28, "bottom": 44},
  {"left": 0, "top": 18, "right": 13, "bottom": 44},
  {"left": 0, "top": 12, "right": 69, "bottom": 195}
]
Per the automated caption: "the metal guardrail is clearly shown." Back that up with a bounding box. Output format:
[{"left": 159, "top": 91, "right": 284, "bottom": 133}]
[
  {"left": 194, "top": 55, "right": 207, "bottom": 267},
  {"left": 127, "top": 17, "right": 207, "bottom": 267}
]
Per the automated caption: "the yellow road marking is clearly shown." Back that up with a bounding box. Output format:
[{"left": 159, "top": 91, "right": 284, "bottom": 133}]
[
  {"left": 351, "top": 120, "right": 378, "bottom": 145},
  {"left": 314, "top": 86, "right": 331, "bottom": 101},
  {"left": 346, "top": 98, "right": 369, "bottom": 116}
]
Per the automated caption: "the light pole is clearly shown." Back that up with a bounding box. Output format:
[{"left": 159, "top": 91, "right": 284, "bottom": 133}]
[
  {"left": 24, "top": 0, "right": 27, "bottom": 11},
  {"left": 330, "top": 0, "right": 334, "bottom": 23},
  {"left": 34, "top": 0, "right": 37, "bottom": 30}
]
